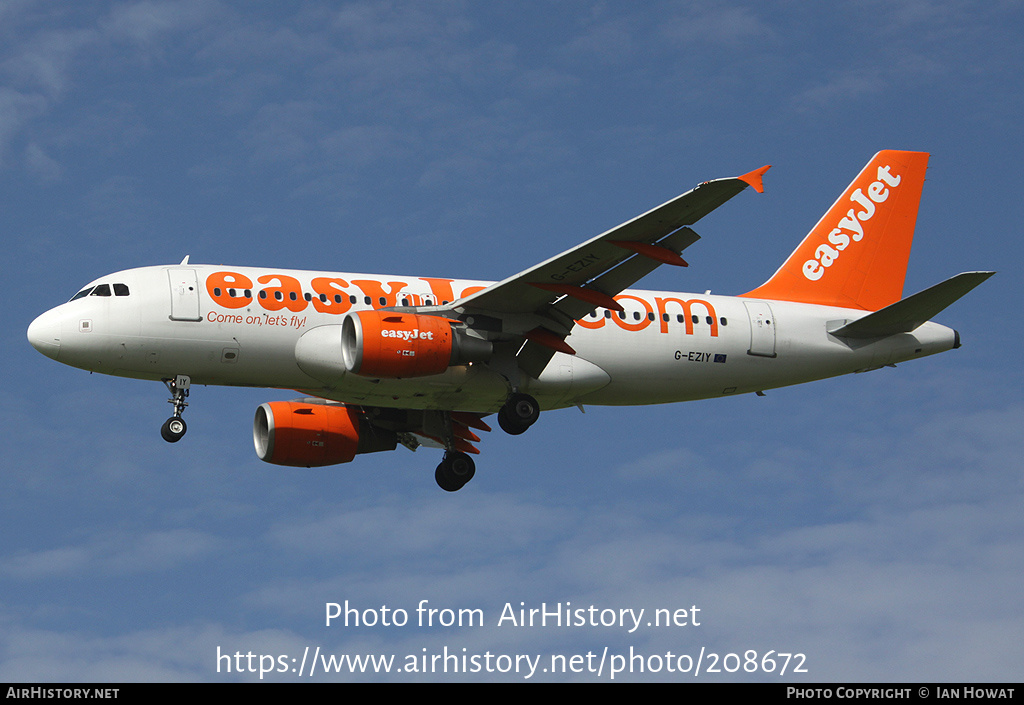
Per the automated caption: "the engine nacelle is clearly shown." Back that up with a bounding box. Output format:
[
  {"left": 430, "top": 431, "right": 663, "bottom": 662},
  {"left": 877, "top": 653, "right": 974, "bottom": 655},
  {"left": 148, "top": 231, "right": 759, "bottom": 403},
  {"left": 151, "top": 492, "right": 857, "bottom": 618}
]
[
  {"left": 253, "top": 401, "right": 396, "bottom": 467},
  {"left": 341, "top": 311, "right": 491, "bottom": 378}
]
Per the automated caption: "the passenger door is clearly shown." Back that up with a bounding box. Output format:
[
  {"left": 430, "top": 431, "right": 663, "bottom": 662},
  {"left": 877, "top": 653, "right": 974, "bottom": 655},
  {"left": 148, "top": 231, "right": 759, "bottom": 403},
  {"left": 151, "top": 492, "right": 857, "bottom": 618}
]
[
  {"left": 744, "top": 301, "right": 776, "bottom": 357},
  {"left": 167, "top": 268, "right": 202, "bottom": 321}
]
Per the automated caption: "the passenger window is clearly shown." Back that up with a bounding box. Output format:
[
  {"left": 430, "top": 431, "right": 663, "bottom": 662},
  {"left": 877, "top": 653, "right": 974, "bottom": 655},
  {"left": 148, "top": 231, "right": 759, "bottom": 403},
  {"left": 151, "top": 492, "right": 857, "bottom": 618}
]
[
  {"left": 113, "top": 283, "right": 129, "bottom": 296},
  {"left": 90, "top": 284, "right": 111, "bottom": 297}
]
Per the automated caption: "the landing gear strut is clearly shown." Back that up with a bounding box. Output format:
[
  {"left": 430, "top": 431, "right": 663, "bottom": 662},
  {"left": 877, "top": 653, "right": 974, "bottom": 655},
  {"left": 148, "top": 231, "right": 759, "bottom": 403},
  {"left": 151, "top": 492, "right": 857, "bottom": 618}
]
[
  {"left": 435, "top": 451, "right": 476, "bottom": 492},
  {"left": 497, "top": 392, "right": 540, "bottom": 435},
  {"left": 160, "top": 375, "right": 191, "bottom": 443}
]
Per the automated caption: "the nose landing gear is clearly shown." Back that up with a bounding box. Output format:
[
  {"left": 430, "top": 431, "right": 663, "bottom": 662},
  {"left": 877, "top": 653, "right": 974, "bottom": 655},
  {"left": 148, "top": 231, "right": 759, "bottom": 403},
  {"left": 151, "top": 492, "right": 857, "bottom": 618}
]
[
  {"left": 160, "top": 375, "right": 191, "bottom": 443},
  {"left": 161, "top": 416, "right": 187, "bottom": 443}
]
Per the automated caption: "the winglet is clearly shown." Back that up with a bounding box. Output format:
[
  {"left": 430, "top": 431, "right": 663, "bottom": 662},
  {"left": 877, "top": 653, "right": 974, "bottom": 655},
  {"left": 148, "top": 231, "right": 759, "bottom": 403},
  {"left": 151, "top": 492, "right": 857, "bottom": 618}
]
[{"left": 738, "top": 165, "right": 771, "bottom": 194}]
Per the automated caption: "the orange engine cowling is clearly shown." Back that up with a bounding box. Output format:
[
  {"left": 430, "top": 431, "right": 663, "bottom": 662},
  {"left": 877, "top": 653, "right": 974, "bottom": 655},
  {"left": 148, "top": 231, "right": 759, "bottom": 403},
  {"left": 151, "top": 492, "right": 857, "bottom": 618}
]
[
  {"left": 253, "top": 401, "right": 396, "bottom": 467},
  {"left": 341, "top": 310, "right": 490, "bottom": 378}
]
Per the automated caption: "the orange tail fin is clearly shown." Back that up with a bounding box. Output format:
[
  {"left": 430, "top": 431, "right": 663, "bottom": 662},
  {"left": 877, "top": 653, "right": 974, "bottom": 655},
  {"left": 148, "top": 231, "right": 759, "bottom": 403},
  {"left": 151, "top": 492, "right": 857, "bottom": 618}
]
[{"left": 741, "top": 150, "right": 929, "bottom": 311}]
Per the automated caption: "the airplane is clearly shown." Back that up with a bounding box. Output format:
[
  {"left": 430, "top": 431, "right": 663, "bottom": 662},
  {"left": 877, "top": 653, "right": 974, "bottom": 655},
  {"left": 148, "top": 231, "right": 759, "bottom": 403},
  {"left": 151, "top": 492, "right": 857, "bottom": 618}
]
[{"left": 27, "top": 150, "right": 993, "bottom": 491}]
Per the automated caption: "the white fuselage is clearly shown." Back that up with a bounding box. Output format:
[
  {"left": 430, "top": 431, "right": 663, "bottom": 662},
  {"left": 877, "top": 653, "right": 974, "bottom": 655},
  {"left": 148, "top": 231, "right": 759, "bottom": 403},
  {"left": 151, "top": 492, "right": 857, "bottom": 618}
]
[{"left": 27, "top": 264, "right": 958, "bottom": 414}]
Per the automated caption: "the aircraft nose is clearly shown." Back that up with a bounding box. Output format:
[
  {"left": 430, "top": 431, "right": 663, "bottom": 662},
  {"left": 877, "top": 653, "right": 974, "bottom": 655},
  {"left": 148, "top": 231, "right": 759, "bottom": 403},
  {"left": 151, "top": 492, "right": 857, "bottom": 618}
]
[{"left": 27, "top": 309, "right": 62, "bottom": 360}]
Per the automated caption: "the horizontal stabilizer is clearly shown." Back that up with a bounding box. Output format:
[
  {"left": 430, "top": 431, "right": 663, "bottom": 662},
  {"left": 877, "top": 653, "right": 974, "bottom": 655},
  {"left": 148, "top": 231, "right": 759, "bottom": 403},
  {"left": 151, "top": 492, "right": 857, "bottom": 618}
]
[{"left": 831, "top": 271, "right": 994, "bottom": 339}]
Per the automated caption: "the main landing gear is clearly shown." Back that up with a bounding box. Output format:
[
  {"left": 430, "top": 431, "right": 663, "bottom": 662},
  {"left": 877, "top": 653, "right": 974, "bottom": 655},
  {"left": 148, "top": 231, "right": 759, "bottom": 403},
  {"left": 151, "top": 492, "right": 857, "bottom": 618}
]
[
  {"left": 434, "top": 393, "right": 540, "bottom": 492},
  {"left": 435, "top": 451, "right": 476, "bottom": 492},
  {"left": 497, "top": 392, "right": 540, "bottom": 435},
  {"left": 160, "top": 375, "right": 191, "bottom": 443}
]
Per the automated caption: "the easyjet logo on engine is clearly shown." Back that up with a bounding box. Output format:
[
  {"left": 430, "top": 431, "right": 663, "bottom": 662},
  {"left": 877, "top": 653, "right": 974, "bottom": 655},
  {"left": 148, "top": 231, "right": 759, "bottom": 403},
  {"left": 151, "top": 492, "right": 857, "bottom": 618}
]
[
  {"left": 802, "top": 165, "right": 902, "bottom": 281},
  {"left": 380, "top": 328, "right": 435, "bottom": 341}
]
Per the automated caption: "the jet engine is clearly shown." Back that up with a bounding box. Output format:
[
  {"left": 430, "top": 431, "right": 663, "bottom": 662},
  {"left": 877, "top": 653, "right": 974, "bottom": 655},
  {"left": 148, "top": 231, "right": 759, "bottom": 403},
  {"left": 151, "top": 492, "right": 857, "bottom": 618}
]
[
  {"left": 253, "top": 401, "right": 396, "bottom": 467},
  {"left": 341, "top": 311, "right": 491, "bottom": 378}
]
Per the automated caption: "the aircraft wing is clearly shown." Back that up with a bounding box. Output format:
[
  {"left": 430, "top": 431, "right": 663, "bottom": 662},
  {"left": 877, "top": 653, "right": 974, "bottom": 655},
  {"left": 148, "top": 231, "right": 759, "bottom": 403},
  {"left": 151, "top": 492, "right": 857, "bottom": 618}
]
[
  {"left": 449, "top": 165, "right": 769, "bottom": 376},
  {"left": 456, "top": 166, "right": 769, "bottom": 317}
]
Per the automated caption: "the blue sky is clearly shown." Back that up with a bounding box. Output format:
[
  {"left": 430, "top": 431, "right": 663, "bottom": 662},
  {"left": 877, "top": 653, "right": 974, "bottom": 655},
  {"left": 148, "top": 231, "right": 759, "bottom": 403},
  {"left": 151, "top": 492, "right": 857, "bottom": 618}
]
[{"left": 2, "top": 1, "right": 1022, "bottom": 682}]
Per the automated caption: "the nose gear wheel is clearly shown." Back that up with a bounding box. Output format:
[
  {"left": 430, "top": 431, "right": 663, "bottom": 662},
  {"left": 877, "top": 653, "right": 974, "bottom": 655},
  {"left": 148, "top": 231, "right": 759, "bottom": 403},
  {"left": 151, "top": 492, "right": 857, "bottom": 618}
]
[{"left": 161, "top": 375, "right": 191, "bottom": 443}]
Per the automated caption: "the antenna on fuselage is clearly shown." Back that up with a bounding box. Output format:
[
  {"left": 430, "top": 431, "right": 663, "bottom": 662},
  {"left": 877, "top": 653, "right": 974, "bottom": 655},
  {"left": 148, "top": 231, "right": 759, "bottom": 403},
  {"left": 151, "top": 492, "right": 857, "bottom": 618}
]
[{"left": 179, "top": 255, "right": 190, "bottom": 265}]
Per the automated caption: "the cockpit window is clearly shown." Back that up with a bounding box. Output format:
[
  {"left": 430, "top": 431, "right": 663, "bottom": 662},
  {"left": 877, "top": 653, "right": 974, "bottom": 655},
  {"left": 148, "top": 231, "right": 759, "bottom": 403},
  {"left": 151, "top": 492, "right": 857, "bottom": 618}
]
[{"left": 69, "top": 282, "right": 129, "bottom": 301}]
